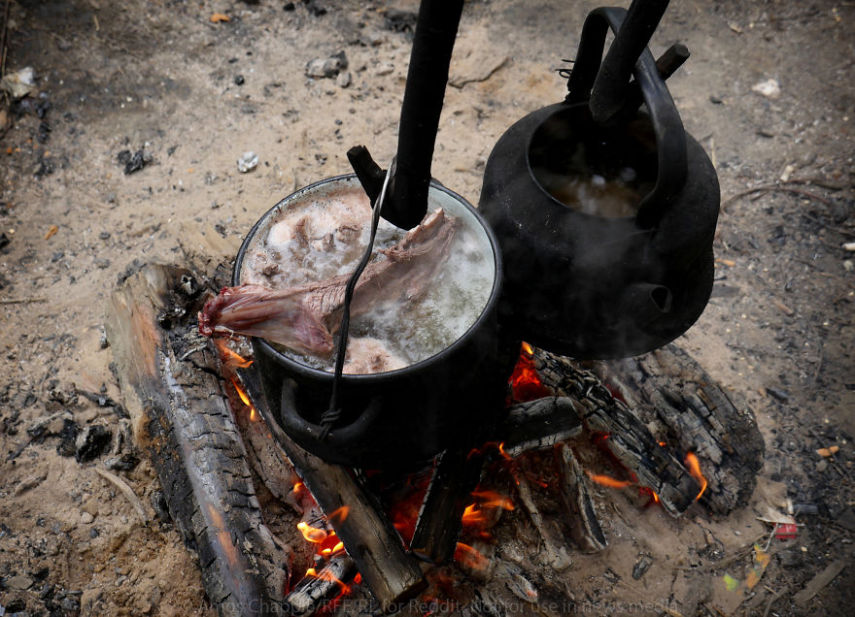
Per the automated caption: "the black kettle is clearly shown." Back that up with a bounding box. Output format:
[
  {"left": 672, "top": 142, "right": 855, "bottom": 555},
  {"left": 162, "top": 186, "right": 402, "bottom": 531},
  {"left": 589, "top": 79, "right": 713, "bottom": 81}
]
[{"left": 479, "top": 0, "right": 720, "bottom": 359}]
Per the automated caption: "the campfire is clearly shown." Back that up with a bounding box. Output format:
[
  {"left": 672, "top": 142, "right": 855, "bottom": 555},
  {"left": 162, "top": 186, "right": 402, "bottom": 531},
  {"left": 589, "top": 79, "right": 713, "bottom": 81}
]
[{"left": 105, "top": 261, "right": 763, "bottom": 616}]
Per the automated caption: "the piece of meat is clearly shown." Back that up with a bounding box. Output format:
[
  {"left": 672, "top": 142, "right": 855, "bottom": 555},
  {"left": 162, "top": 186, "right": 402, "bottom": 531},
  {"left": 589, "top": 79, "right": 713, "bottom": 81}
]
[{"left": 199, "top": 209, "right": 458, "bottom": 357}]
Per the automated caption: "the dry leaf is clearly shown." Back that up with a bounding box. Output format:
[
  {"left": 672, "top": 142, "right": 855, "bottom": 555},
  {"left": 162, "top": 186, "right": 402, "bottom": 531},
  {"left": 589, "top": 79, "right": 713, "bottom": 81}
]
[
  {"left": 817, "top": 446, "right": 840, "bottom": 457},
  {"left": 210, "top": 13, "right": 231, "bottom": 23}
]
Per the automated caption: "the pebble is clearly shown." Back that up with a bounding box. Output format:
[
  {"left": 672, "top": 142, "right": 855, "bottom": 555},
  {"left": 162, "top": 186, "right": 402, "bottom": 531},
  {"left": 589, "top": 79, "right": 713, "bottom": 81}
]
[
  {"left": 81, "top": 512, "right": 94, "bottom": 525},
  {"left": 336, "top": 71, "right": 352, "bottom": 88},
  {"left": 375, "top": 62, "right": 394, "bottom": 76},
  {"left": 843, "top": 259, "right": 853, "bottom": 272},
  {"left": 6, "top": 574, "right": 34, "bottom": 590},
  {"left": 237, "top": 151, "right": 259, "bottom": 173},
  {"left": 752, "top": 78, "right": 781, "bottom": 99},
  {"left": 305, "top": 51, "right": 348, "bottom": 79}
]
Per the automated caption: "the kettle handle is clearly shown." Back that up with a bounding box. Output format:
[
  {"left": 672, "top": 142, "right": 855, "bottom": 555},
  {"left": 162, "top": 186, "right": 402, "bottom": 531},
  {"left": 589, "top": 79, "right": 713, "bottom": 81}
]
[{"left": 566, "top": 5, "right": 688, "bottom": 229}]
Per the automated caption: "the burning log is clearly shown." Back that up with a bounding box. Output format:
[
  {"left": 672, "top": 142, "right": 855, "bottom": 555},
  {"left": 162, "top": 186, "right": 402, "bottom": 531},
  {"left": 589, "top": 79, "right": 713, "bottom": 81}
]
[
  {"left": 500, "top": 396, "right": 582, "bottom": 456},
  {"left": 284, "top": 554, "right": 358, "bottom": 617},
  {"left": 106, "top": 264, "right": 288, "bottom": 617},
  {"left": 235, "top": 367, "right": 427, "bottom": 613},
  {"left": 591, "top": 344, "right": 764, "bottom": 514},
  {"left": 529, "top": 347, "right": 700, "bottom": 517},
  {"left": 553, "top": 443, "right": 608, "bottom": 553},
  {"left": 410, "top": 447, "right": 486, "bottom": 564}
]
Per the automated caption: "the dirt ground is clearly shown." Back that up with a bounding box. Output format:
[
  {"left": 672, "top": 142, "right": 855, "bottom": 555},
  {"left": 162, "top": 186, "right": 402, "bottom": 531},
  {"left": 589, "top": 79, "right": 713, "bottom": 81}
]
[{"left": 1, "top": 1, "right": 853, "bottom": 616}]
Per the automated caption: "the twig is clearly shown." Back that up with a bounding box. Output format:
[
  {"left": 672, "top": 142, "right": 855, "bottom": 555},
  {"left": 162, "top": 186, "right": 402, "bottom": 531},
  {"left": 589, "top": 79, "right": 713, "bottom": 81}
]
[
  {"left": 722, "top": 184, "right": 835, "bottom": 210},
  {"left": 0, "top": 297, "right": 48, "bottom": 305},
  {"left": 95, "top": 467, "right": 149, "bottom": 522},
  {"left": 1, "top": 0, "right": 11, "bottom": 78},
  {"left": 763, "top": 585, "right": 788, "bottom": 617}
]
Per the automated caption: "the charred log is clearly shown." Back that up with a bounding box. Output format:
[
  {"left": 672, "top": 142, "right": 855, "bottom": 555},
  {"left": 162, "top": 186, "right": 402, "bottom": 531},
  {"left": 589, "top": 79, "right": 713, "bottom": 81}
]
[
  {"left": 592, "top": 343, "right": 765, "bottom": 514},
  {"left": 106, "top": 264, "right": 288, "bottom": 617},
  {"left": 410, "top": 448, "right": 486, "bottom": 564},
  {"left": 530, "top": 348, "right": 700, "bottom": 517},
  {"left": 284, "top": 554, "right": 358, "bottom": 617},
  {"left": 553, "top": 443, "right": 607, "bottom": 553},
  {"left": 500, "top": 397, "right": 582, "bottom": 456}
]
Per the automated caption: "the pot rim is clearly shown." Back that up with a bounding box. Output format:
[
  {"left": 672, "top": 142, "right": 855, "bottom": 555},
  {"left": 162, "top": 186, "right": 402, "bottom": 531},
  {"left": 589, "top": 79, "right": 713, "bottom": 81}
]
[{"left": 232, "top": 173, "right": 504, "bottom": 383}]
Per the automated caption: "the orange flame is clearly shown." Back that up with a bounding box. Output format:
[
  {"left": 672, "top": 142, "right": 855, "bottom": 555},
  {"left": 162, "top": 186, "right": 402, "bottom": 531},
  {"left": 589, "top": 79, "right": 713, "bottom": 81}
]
[
  {"left": 305, "top": 567, "right": 351, "bottom": 594},
  {"left": 297, "top": 521, "right": 329, "bottom": 544},
  {"left": 684, "top": 452, "right": 708, "bottom": 500},
  {"left": 328, "top": 506, "right": 349, "bottom": 525},
  {"left": 215, "top": 338, "right": 253, "bottom": 369},
  {"left": 454, "top": 542, "right": 489, "bottom": 571},
  {"left": 470, "top": 489, "right": 515, "bottom": 511},
  {"left": 587, "top": 472, "right": 633, "bottom": 489},
  {"left": 461, "top": 504, "right": 487, "bottom": 527},
  {"left": 508, "top": 343, "right": 551, "bottom": 402},
  {"left": 230, "top": 378, "right": 258, "bottom": 421}
]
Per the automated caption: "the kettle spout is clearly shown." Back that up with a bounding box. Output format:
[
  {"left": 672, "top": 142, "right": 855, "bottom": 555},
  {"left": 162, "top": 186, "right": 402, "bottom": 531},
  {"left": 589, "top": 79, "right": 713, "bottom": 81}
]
[{"left": 619, "top": 282, "right": 673, "bottom": 327}]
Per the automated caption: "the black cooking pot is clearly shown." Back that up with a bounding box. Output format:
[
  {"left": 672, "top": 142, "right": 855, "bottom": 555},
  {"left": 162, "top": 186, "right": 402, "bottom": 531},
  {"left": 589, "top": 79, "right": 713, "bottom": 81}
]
[
  {"left": 479, "top": 4, "right": 719, "bottom": 359},
  {"left": 233, "top": 175, "right": 515, "bottom": 468}
]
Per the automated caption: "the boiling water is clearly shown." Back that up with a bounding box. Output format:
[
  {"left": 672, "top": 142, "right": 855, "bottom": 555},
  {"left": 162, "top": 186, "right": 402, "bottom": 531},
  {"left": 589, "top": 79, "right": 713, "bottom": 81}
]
[{"left": 240, "top": 181, "right": 495, "bottom": 374}]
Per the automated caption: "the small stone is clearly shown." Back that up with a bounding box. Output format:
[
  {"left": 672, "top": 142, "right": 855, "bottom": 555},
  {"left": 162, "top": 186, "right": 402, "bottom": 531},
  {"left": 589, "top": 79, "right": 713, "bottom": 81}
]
[
  {"left": 305, "top": 51, "right": 348, "bottom": 79},
  {"left": 843, "top": 259, "right": 854, "bottom": 272},
  {"left": 6, "top": 574, "right": 34, "bottom": 590},
  {"left": 234, "top": 74, "right": 245, "bottom": 86},
  {"left": 336, "top": 71, "right": 352, "bottom": 88},
  {"left": 752, "top": 78, "right": 781, "bottom": 99},
  {"left": 283, "top": 2, "right": 295, "bottom": 11},
  {"left": 237, "top": 151, "right": 259, "bottom": 173},
  {"left": 375, "top": 62, "right": 394, "bottom": 76},
  {"left": 81, "top": 511, "right": 95, "bottom": 524},
  {"left": 98, "top": 231, "right": 111, "bottom": 240}
]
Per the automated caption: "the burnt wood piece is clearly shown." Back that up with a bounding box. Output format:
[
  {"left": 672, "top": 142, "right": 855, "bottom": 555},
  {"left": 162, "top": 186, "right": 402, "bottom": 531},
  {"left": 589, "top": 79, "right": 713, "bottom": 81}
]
[
  {"left": 593, "top": 343, "right": 765, "bottom": 514},
  {"left": 230, "top": 386, "right": 302, "bottom": 511},
  {"left": 106, "top": 264, "right": 288, "bottom": 617},
  {"left": 531, "top": 348, "right": 700, "bottom": 517},
  {"left": 553, "top": 443, "right": 608, "bottom": 553},
  {"left": 410, "top": 448, "right": 486, "bottom": 564},
  {"left": 500, "top": 397, "right": 583, "bottom": 456},
  {"left": 514, "top": 457, "right": 573, "bottom": 570},
  {"left": 284, "top": 554, "right": 358, "bottom": 616},
  {"left": 236, "top": 367, "right": 427, "bottom": 613},
  {"left": 199, "top": 209, "right": 457, "bottom": 357}
]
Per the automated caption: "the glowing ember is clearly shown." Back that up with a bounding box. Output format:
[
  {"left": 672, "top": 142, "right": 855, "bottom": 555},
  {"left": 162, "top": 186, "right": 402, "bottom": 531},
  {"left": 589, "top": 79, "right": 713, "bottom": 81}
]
[
  {"left": 297, "top": 521, "right": 329, "bottom": 543},
  {"left": 454, "top": 542, "right": 489, "bottom": 571},
  {"left": 684, "top": 452, "right": 708, "bottom": 500},
  {"left": 587, "top": 472, "right": 633, "bottom": 489},
  {"left": 508, "top": 343, "right": 551, "bottom": 402}
]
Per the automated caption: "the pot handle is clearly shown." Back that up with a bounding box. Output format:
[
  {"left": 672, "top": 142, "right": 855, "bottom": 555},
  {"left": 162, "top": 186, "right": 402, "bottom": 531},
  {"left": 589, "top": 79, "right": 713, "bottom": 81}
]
[
  {"left": 276, "top": 379, "right": 382, "bottom": 450},
  {"left": 566, "top": 4, "right": 688, "bottom": 229}
]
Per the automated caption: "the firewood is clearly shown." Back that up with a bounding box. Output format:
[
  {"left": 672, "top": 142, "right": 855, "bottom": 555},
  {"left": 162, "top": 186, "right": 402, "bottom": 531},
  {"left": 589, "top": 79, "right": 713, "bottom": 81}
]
[
  {"left": 500, "top": 397, "right": 582, "bottom": 456},
  {"left": 553, "top": 443, "right": 607, "bottom": 553},
  {"left": 591, "top": 344, "right": 765, "bottom": 514},
  {"left": 530, "top": 348, "right": 700, "bottom": 517},
  {"left": 410, "top": 447, "right": 486, "bottom": 564},
  {"left": 284, "top": 554, "right": 358, "bottom": 616},
  {"left": 106, "top": 264, "right": 289, "bottom": 617},
  {"left": 236, "top": 367, "right": 427, "bottom": 612}
]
